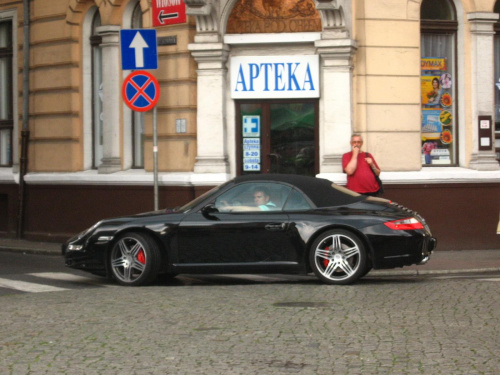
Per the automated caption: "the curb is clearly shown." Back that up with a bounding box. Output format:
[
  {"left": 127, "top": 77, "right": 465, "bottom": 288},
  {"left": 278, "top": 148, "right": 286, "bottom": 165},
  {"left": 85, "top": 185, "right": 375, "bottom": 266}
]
[
  {"left": 0, "top": 247, "right": 61, "bottom": 256},
  {"left": 370, "top": 268, "right": 500, "bottom": 276}
]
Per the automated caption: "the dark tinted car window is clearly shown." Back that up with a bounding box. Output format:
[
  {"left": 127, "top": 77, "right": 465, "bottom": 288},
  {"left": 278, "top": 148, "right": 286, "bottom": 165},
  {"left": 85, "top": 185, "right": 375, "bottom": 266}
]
[
  {"left": 283, "top": 189, "right": 312, "bottom": 211},
  {"left": 233, "top": 174, "right": 363, "bottom": 207},
  {"left": 178, "top": 184, "right": 224, "bottom": 213},
  {"left": 215, "top": 182, "right": 292, "bottom": 212}
]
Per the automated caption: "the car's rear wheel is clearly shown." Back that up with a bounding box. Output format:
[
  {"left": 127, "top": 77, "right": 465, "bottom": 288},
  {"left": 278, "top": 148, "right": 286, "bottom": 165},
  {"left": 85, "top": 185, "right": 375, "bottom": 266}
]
[
  {"left": 309, "top": 229, "right": 366, "bottom": 285},
  {"left": 109, "top": 232, "right": 161, "bottom": 286}
]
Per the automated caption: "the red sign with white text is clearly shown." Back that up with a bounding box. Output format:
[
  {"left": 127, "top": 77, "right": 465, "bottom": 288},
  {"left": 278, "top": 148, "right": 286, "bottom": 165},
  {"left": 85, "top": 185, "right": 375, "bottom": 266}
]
[{"left": 152, "top": 0, "right": 187, "bottom": 27}]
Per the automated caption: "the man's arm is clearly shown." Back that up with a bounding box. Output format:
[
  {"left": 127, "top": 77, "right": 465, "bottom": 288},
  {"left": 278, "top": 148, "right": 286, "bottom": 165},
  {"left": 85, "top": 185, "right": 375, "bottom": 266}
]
[
  {"left": 344, "top": 149, "right": 359, "bottom": 176},
  {"left": 365, "top": 154, "right": 381, "bottom": 176}
]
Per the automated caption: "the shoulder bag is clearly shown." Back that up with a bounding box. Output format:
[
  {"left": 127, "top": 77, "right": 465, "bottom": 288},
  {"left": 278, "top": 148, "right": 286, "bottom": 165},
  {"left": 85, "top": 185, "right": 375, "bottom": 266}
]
[{"left": 366, "top": 152, "right": 384, "bottom": 195}]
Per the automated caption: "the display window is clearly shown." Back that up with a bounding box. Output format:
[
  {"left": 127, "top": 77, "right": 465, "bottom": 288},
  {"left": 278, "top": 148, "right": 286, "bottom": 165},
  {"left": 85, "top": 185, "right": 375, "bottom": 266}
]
[
  {"left": 236, "top": 100, "right": 318, "bottom": 176},
  {"left": 420, "top": 0, "right": 457, "bottom": 166}
]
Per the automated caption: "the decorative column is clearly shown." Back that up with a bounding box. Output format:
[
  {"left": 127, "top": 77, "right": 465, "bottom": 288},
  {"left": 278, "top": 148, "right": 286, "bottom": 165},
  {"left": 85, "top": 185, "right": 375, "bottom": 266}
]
[
  {"left": 468, "top": 13, "right": 500, "bottom": 170},
  {"left": 315, "top": 0, "right": 357, "bottom": 173},
  {"left": 186, "top": 0, "right": 230, "bottom": 174},
  {"left": 188, "top": 43, "right": 230, "bottom": 173},
  {"left": 97, "top": 25, "right": 122, "bottom": 174}
]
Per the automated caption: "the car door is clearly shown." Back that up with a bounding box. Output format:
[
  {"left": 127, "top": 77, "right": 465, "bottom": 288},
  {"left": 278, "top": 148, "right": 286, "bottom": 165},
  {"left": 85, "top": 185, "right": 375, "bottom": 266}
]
[{"left": 176, "top": 182, "right": 300, "bottom": 267}]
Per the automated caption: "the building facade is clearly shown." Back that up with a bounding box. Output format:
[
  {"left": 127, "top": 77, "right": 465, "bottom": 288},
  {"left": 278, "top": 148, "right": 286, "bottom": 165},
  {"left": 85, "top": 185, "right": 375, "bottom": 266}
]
[{"left": 0, "top": 0, "right": 499, "bottom": 250}]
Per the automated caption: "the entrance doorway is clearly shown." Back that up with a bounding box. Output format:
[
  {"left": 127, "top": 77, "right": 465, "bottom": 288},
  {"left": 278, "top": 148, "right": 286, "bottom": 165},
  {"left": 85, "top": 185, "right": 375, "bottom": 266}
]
[{"left": 236, "top": 100, "right": 318, "bottom": 176}]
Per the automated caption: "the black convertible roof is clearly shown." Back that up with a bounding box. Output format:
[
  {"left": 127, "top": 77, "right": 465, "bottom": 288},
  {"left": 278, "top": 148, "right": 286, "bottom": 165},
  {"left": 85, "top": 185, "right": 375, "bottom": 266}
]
[{"left": 233, "top": 174, "right": 364, "bottom": 207}]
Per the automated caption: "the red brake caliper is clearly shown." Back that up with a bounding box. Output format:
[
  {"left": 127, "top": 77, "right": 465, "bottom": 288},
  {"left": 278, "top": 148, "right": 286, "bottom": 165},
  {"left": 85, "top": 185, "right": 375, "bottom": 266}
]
[
  {"left": 323, "top": 246, "right": 330, "bottom": 267},
  {"left": 137, "top": 248, "right": 146, "bottom": 264}
]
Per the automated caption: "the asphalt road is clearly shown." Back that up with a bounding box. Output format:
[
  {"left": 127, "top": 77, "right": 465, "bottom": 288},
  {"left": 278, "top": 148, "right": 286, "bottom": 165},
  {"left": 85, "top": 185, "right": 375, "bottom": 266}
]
[{"left": 0, "top": 252, "right": 499, "bottom": 374}]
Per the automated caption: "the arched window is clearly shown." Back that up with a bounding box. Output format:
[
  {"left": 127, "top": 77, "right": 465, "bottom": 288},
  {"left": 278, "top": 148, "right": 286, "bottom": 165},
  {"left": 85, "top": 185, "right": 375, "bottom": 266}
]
[
  {"left": 420, "top": 0, "right": 457, "bottom": 166},
  {"left": 0, "top": 19, "right": 13, "bottom": 167},
  {"left": 131, "top": 2, "right": 144, "bottom": 168},
  {"left": 90, "top": 10, "right": 103, "bottom": 169},
  {"left": 494, "top": 1, "right": 500, "bottom": 161}
]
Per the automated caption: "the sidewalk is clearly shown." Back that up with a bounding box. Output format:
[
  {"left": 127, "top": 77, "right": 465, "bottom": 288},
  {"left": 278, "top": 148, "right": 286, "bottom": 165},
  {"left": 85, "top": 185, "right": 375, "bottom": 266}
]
[{"left": 1, "top": 237, "right": 500, "bottom": 276}]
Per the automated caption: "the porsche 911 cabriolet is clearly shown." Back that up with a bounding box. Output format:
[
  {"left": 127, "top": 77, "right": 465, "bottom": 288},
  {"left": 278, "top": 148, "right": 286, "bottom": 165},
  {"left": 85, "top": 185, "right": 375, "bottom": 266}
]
[{"left": 63, "top": 174, "right": 436, "bottom": 286}]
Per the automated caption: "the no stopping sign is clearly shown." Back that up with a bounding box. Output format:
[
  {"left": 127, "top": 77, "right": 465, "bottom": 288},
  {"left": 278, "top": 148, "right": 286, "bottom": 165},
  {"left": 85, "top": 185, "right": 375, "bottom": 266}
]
[{"left": 122, "top": 71, "right": 160, "bottom": 112}]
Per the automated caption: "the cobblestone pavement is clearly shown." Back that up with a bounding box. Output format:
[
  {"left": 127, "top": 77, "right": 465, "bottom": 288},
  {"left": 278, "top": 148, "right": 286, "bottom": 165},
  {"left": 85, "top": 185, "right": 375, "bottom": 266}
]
[{"left": 1, "top": 274, "right": 499, "bottom": 374}]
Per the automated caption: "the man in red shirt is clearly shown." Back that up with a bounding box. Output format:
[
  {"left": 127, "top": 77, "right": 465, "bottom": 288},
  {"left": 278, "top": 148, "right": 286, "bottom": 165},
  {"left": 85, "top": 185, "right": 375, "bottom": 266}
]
[{"left": 342, "top": 134, "right": 382, "bottom": 196}]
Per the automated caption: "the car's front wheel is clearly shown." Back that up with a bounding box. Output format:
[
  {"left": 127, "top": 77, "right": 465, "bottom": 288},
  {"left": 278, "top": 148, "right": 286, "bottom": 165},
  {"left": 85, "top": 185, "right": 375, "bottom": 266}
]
[
  {"left": 109, "top": 232, "right": 161, "bottom": 286},
  {"left": 309, "top": 229, "right": 366, "bottom": 285}
]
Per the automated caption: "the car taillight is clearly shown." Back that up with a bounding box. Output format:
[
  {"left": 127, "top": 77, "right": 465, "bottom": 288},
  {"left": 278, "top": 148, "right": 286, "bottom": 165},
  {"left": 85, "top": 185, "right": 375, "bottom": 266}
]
[{"left": 384, "top": 217, "right": 424, "bottom": 230}]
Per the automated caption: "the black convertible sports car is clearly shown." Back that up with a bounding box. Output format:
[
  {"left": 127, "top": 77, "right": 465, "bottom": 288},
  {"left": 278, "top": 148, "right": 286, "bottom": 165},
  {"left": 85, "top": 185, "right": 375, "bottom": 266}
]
[{"left": 63, "top": 174, "right": 436, "bottom": 286}]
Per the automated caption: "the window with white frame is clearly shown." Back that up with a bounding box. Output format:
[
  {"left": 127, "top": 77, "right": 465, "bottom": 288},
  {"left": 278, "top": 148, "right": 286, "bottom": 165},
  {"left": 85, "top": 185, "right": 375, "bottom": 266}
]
[
  {"left": 90, "top": 10, "right": 103, "bottom": 169},
  {"left": 0, "top": 20, "right": 13, "bottom": 167},
  {"left": 494, "top": 1, "right": 500, "bottom": 162},
  {"left": 420, "top": 0, "right": 458, "bottom": 166},
  {"left": 131, "top": 2, "right": 145, "bottom": 168}
]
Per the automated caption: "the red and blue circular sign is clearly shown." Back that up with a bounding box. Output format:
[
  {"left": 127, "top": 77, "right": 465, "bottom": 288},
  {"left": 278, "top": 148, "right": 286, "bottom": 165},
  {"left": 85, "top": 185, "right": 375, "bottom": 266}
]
[{"left": 122, "top": 71, "right": 160, "bottom": 112}]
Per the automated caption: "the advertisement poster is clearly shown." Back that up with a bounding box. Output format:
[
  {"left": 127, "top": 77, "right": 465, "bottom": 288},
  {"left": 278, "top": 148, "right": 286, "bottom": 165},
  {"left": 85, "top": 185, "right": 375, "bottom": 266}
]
[{"left": 421, "top": 58, "right": 453, "bottom": 165}]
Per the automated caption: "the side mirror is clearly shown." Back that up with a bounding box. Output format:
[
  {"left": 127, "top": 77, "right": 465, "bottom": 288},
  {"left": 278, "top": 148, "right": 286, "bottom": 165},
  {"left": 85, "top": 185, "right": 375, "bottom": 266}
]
[{"left": 201, "top": 204, "right": 219, "bottom": 219}]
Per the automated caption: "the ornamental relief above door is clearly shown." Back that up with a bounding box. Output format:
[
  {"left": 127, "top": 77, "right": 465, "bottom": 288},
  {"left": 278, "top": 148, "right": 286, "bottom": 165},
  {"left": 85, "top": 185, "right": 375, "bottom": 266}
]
[{"left": 226, "top": 0, "right": 322, "bottom": 33}]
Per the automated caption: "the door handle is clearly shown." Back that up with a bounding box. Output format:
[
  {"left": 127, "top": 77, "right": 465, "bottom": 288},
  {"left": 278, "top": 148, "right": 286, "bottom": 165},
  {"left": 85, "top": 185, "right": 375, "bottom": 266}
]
[{"left": 265, "top": 223, "right": 287, "bottom": 231}]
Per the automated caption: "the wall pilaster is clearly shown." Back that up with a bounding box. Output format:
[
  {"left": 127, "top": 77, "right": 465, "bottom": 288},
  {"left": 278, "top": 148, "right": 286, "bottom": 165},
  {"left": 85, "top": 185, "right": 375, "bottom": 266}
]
[
  {"left": 315, "top": 38, "right": 357, "bottom": 173},
  {"left": 468, "top": 12, "right": 500, "bottom": 170},
  {"left": 188, "top": 42, "right": 230, "bottom": 173}
]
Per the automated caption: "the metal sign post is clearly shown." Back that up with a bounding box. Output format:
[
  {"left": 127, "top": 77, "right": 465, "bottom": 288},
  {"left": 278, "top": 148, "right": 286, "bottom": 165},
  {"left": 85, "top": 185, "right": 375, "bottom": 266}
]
[
  {"left": 121, "top": 30, "right": 160, "bottom": 210},
  {"left": 122, "top": 71, "right": 161, "bottom": 211},
  {"left": 153, "top": 107, "right": 159, "bottom": 210}
]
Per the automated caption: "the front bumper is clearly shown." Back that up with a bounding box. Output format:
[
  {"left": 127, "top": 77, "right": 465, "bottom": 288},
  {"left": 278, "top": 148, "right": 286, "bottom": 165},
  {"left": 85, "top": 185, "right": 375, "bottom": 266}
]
[{"left": 63, "top": 236, "right": 110, "bottom": 276}]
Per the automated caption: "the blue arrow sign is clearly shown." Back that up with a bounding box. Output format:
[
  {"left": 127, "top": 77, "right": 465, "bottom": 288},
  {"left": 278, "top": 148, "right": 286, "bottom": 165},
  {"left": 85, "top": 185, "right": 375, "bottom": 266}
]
[{"left": 120, "top": 29, "right": 158, "bottom": 70}]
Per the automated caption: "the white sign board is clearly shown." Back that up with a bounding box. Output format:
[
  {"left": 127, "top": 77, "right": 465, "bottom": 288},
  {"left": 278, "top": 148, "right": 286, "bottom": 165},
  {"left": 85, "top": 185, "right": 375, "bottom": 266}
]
[
  {"left": 231, "top": 55, "right": 320, "bottom": 99},
  {"left": 243, "top": 138, "right": 261, "bottom": 171}
]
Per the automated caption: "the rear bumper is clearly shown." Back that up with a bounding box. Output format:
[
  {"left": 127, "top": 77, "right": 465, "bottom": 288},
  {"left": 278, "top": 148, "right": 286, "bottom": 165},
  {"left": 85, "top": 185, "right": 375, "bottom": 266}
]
[{"left": 371, "top": 233, "right": 437, "bottom": 269}]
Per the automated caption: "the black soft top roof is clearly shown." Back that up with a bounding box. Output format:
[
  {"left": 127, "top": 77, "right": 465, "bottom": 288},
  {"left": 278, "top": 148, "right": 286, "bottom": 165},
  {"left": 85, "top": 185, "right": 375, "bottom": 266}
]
[{"left": 233, "top": 174, "right": 364, "bottom": 207}]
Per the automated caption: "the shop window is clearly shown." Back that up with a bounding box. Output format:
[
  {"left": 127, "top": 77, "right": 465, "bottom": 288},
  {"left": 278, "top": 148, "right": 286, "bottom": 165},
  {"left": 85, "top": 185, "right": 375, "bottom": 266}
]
[
  {"left": 420, "top": 0, "right": 457, "bottom": 166},
  {"left": 0, "top": 20, "right": 13, "bottom": 167},
  {"left": 90, "top": 10, "right": 103, "bottom": 169},
  {"left": 494, "top": 1, "right": 500, "bottom": 162},
  {"left": 236, "top": 100, "right": 318, "bottom": 177}
]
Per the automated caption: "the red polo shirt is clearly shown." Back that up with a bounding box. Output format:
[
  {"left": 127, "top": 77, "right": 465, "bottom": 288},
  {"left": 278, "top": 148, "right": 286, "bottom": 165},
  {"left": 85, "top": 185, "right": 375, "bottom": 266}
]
[{"left": 342, "top": 152, "right": 380, "bottom": 194}]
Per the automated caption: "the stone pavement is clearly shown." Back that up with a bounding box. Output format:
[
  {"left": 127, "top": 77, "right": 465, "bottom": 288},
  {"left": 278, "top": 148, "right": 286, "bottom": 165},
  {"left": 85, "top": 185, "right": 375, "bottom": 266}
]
[{"left": 0, "top": 237, "right": 499, "bottom": 276}]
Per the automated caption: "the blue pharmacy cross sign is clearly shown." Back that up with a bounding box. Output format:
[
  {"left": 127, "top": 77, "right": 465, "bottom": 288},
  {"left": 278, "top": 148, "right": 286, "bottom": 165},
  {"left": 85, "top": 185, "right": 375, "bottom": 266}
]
[
  {"left": 243, "top": 116, "right": 260, "bottom": 137},
  {"left": 120, "top": 29, "right": 158, "bottom": 70},
  {"left": 122, "top": 71, "right": 160, "bottom": 112}
]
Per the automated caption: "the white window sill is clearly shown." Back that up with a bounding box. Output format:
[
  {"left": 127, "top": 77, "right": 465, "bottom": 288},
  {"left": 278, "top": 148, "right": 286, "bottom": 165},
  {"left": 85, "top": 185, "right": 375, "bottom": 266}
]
[
  {"left": 2, "top": 168, "right": 499, "bottom": 187},
  {"left": 319, "top": 167, "right": 500, "bottom": 185},
  {"left": 0, "top": 168, "right": 17, "bottom": 183},
  {"left": 22, "top": 170, "right": 231, "bottom": 186}
]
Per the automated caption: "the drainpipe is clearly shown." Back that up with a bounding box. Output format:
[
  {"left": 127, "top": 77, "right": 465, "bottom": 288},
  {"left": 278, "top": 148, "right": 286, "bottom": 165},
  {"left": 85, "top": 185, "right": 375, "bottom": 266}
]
[{"left": 17, "top": 0, "right": 30, "bottom": 239}]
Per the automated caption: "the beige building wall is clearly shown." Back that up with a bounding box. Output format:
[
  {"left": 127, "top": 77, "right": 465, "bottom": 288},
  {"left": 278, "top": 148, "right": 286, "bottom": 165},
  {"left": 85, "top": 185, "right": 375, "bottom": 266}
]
[
  {"left": 3, "top": 0, "right": 499, "bottom": 175},
  {"left": 7, "top": 0, "right": 197, "bottom": 173},
  {"left": 353, "top": 0, "right": 422, "bottom": 171},
  {"left": 352, "top": 0, "right": 498, "bottom": 171}
]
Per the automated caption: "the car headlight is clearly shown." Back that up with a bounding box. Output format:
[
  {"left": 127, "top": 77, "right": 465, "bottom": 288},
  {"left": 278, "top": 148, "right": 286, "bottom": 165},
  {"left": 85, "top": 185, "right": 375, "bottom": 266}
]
[{"left": 67, "top": 244, "right": 84, "bottom": 251}]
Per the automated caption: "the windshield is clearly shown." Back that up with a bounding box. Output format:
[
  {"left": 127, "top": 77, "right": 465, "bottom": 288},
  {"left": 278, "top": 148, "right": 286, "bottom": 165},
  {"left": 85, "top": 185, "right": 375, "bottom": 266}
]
[{"left": 176, "top": 183, "right": 226, "bottom": 213}]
